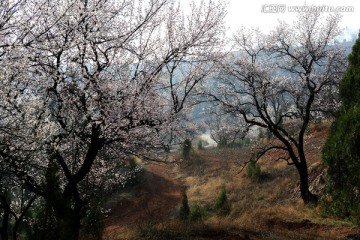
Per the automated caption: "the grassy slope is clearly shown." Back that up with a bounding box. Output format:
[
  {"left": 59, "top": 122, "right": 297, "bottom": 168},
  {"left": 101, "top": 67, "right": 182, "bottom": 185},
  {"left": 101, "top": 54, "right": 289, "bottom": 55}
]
[{"left": 104, "top": 121, "right": 360, "bottom": 240}]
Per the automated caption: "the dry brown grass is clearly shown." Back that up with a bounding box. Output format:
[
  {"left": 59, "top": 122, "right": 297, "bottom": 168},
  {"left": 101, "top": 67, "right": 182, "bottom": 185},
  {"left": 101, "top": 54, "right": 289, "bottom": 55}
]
[
  {"left": 172, "top": 121, "right": 357, "bottom": 239},
  {"left": 104, "top": 121, "right": 360, "bottom": 239}
]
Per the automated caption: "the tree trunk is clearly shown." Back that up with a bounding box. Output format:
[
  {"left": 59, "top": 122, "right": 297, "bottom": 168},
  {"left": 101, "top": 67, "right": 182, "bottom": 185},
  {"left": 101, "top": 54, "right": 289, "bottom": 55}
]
[
  {"left": 71, "top": 203, "right": 82, "bottom": 240},
  {"left": 56, "top": 208, "right": 82, "bottom": 240},
  {"left": 0, "top": 212, "right": 10, "bottom": 240},
  {"left": 65, "top": 213, "right": 81, "bottom": 240},
  {"left": 13, "top": 196, "right": 36, "bottom": 240},
  {"left": 0, "top": 195, "right": 10, "bottom": 240},
  {"left": 297, "top": 162, "right": 318, "bottom": 205}
]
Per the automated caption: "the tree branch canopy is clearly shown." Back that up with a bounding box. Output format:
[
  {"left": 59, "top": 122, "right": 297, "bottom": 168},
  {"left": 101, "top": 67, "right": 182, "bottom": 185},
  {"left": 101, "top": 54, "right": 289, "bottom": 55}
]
[
  {"left": 0, "top": 0, "right": 227, "bottom": 238},
  {"left": 205, "top": 11, "right": 346, "bottom": 204}
]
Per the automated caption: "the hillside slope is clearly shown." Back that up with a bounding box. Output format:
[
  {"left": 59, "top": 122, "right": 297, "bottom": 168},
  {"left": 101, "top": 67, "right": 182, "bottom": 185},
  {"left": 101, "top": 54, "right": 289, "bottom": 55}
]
[{"left": 104, "top": 122, "right": 360, "bottom": 240}]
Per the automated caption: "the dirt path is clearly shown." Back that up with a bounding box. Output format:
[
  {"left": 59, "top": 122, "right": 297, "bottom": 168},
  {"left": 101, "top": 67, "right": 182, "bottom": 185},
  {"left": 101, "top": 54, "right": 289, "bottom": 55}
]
[
  {"left": 104, "top": 162, "right": 182, "bottom": 235},
  {"left": 102, "top": 133, "right": 360, "bottom": 240}
]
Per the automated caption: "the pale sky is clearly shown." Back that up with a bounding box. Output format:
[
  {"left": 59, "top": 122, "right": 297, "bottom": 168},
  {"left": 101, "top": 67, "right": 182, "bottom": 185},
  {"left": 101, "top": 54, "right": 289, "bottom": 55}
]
[{"left": 225, "top": 0, "right": 359, "bottom": 39}]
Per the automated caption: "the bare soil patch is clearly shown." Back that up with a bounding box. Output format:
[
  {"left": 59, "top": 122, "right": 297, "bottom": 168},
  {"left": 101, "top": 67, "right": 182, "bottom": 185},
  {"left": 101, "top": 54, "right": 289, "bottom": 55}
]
[{"left": 104, "top": 162, "right": 182, "bottom": 237}]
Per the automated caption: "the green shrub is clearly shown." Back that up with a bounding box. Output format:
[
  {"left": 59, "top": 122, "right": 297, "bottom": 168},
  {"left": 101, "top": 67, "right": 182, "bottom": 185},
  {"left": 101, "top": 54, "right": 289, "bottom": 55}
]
[
  {"left": 217, "top": 138, "right": 228, "bottom": 148},
  {"left": 179, "top": 188, "right": 190, "bottom": 220},
  {"left": 197, "top": 140, "right": 204, "bottom": 150},
  {"left": 182, "top": 139, "right": 192, "bottom": 160},
  {"left": 321, "top": 106, "right": 360, "bottom": 222},
  {"left": 321, "top": 190, "right": 360, "bottom": 224},
  {"left": 215, "top": 186, "right": 230, "bottom": 215},
  {"left": 189, "top": 203, "right": 206, "bottom": 221},
  {"left": 236, "top": 137, "right": 251, "bottom": 148},
  {"left": 246, "top": 160, "right": 261, "bottom": 181},
  {"left": 322, "top": 33, "right": 360, "bottom": 223}
]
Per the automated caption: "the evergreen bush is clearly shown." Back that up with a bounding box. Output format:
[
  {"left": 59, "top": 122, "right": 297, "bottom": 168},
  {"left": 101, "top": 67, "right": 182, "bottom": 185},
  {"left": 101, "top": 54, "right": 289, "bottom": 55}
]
[
  {"left": 179, "top": 188, "right": 190, "bottom": 220},
  {"left": 246, "top": 160, "right": 261, "bottom": 182},
  {"left": 189, "top": 203, "right": 206, "bottom": 221},
  {"left": 215, "top": 186, "right": 230, "bottom": 215},
  {"left": 182, "top": 139, "right": 192, "bottom": 160},
  {"left": 322, "top": 33, "right": 360, "bottom": 223}
]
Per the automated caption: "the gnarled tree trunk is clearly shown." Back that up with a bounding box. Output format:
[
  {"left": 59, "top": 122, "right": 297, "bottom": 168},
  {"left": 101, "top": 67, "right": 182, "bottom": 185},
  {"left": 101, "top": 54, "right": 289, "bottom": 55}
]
[
  {"left": 297, "top": 162, "right": 318, "bottom": 205},
  {"left": 0, "top": 194, "right": 10, "bottom": 240}
]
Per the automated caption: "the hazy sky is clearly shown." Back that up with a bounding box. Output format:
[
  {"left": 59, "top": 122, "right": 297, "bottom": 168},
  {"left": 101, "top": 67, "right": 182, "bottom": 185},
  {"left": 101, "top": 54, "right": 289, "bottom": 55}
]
[{"left": 225, "top": 0, "right": 359, "bottom": 38}]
